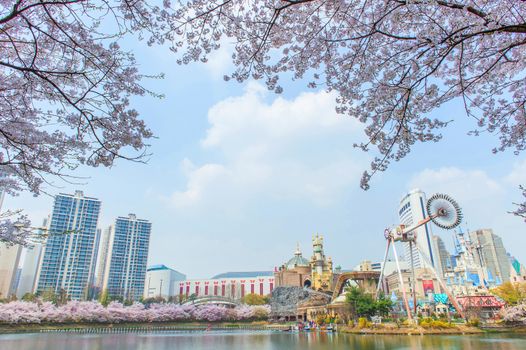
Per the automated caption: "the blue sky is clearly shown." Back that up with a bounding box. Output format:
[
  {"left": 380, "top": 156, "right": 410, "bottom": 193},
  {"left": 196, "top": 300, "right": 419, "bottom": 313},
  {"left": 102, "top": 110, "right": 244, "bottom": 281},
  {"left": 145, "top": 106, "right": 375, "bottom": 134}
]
[{"left": 5, "top": 38, "right": 526, "bottom": 279}]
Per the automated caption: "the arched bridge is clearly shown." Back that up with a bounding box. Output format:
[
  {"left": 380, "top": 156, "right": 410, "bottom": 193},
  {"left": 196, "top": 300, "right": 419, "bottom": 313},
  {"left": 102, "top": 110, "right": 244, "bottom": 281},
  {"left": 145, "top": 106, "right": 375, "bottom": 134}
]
[
  {"left": 182, "top": 295, "right": 240, "bottom": 307},
  {"left": 331, "top": 271, "right": 380, "bottom": 301}
]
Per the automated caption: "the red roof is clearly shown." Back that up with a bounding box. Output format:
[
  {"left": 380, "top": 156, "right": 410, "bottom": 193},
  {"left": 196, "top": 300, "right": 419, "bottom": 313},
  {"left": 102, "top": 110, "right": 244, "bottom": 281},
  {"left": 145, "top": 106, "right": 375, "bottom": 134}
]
[{"left": 456, "top": 295, "right": 505, "bottom": 308}]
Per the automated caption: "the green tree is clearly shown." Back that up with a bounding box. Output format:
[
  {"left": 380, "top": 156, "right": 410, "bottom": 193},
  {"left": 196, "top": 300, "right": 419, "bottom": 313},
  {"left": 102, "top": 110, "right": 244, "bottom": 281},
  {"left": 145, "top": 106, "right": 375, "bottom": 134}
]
[
  {"left": 375, "top": 292, "right": 394, "bottom": 317},
  {"left": 57, "top": 288, "right": 69, "bottom": 306},
  {"left": 345, "top": 286, "right": 393, "bottom": 319},
  {"left": 142, "top": 296, "right": 166, "bottom": 306},
  {"left": 177, "top": 294, "right": 188, "bottom": 304},
  {"left": 490, "top": 282, "right": 526, "bottom": 305},
  {"left": 99, "top": 289, "right": 109, "bottom": 307},
  {"left": 41, "top": 287, "right": 57, "bottom": 304},
  {"left": 240, "top": 293, "right": 269, "bottom": 305},
  {"left": 21, "top": 293, "right": 37, "bottom": 302},
  {"left": 189, "top": 293, "right": 197, "bottom": 303}
]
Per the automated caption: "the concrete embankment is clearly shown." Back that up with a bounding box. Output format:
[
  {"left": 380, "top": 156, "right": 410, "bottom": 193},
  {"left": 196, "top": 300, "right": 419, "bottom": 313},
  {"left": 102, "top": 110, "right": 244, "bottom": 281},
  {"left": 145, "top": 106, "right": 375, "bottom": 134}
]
[
  {"left": 0, "top": 322, "right": 289, "bottom": 334},
  {"left": 340, "top": 324, "right": 484, "bottom": 335}
]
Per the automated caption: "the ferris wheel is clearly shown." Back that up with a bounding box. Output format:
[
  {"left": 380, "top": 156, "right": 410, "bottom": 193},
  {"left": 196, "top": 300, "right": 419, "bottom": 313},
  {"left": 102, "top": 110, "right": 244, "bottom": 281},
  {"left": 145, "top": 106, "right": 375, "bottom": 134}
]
[{"left": 376, "top": 193, "right": 465, "bottom": 321}]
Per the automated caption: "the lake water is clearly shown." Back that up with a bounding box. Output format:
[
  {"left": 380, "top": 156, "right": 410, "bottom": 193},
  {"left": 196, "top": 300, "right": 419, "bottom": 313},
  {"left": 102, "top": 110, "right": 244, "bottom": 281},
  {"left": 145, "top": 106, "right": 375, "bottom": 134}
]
[{"left": 0, "top": 331, "right": 525, "bottom": 350}]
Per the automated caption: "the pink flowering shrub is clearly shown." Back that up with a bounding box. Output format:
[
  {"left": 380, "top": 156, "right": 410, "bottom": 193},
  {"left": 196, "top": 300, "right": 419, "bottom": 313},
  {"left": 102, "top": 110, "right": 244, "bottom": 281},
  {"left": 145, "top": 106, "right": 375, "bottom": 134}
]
[
  {"left": 0, "top": 301, "right": 269, "bottom": 324},
  {"left": 501, "top": 303, "right": 526, "bottom": 325}
]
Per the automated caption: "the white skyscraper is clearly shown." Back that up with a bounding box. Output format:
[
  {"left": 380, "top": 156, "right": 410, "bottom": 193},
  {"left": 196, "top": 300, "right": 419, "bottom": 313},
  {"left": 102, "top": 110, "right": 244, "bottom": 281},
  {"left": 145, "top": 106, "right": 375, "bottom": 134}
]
[
  {"left": 17, "top": 218, "right": 48, "bottom": 298},
  {"left": 398, "top": 189, "right": 437, "bottom": 269},
  {"left": 16, "top": 244, "right": 43, "bottom": 297},
  {"left": 432, "top": 235, "right": 452, "bottom": 278},
  {"left": 95, "top": 225, "right": 113, "bottom": 288},
  {"left": 469, "top": 229, "right": 511, "bottom": 283},
  {"left": 0, "top": 189, "right": 23, "bottom": 298}
]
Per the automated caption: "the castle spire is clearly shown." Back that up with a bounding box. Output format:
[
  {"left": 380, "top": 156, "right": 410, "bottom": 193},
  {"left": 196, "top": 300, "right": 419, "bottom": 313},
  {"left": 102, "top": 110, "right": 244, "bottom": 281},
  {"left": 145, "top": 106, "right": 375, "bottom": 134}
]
[{"left": 294, "top": 242, "right": 301, "bottom": 256}]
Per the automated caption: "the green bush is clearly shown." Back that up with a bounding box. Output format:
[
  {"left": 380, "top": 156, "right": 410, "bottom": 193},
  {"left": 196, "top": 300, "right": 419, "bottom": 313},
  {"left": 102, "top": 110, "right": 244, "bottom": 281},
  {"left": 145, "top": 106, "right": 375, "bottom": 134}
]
[
  {"left": 419, "top": 317, "right": 452, "bottom": 329},
  {"left": 431, "top": 320, "right": 452, "bottom": 328},
  {"left": 358, "top": 317, "right": 368, "bottom": 329},
  {"left": 468, "top": 318, "right": 480, "bottom": 327}
]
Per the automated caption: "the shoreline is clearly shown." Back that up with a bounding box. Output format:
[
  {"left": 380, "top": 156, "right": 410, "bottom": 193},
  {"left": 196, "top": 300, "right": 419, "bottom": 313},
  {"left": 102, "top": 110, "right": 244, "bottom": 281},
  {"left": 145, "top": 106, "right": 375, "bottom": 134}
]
[
  {"left": 340, "top": 325, "right": 483, "bottom": 335},
  {"left": 0, "top": 322, "right": 525, "bottom": 335},
  {"left": 0, "top": 322, "right": 285, "bottom": 334}
]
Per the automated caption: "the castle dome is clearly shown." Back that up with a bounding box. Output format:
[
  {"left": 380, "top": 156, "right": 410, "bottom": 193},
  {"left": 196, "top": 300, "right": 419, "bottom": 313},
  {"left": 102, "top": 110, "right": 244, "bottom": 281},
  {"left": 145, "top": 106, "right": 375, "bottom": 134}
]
[{"left": 286, "top": 244, "right": 310, "bottom": 269}]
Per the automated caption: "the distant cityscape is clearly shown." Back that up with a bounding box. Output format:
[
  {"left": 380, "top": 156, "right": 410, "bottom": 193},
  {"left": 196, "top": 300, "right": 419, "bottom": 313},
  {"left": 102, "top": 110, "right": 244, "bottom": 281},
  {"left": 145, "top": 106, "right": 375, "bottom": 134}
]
[{"left": 0, "top": 188, "right": 525, "bottom": 316}]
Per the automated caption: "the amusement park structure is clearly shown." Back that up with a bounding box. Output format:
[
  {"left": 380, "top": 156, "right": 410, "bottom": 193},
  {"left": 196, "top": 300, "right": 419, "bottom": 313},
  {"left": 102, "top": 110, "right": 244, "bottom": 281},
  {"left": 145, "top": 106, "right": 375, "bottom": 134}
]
[{"left": 376, "top": 193, "right": 465, "bottom": 321}]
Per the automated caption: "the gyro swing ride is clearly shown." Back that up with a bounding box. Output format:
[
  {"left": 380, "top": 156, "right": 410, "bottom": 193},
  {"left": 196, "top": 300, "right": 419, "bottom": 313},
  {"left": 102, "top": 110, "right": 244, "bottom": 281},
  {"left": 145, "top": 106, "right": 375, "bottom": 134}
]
[{"left": 376, "top": 193, "right": 465, "bottom": 321}]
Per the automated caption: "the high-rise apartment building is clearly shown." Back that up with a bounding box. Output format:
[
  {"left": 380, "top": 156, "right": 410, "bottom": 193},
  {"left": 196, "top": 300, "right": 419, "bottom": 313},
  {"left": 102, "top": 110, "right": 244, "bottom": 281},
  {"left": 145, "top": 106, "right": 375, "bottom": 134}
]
[
  {"left": 36, "top": 191, "right": 101, "bottom": 300},
  {"left": 102, "top": 214, "right": 151, "bottom": 301},
  {"left": 469, "top": 229, "right": 510, "bottom": 283},
  {"left": 432, "top": 236, "right": 452, "bottom": 278},
  {"left": 398, "top": 189, "right": 436, "bottom": 269}
]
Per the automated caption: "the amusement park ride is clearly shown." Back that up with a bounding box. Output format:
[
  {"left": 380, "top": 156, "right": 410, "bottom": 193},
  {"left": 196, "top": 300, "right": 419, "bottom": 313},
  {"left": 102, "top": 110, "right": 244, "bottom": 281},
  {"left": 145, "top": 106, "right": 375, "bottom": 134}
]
[{"left": 376, "top": 193, "right": 465, "bottom": 321}]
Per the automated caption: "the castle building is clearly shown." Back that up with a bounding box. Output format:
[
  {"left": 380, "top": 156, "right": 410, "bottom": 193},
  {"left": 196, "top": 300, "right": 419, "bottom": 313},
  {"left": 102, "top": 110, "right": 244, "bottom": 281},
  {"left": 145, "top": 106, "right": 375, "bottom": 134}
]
[
  {"left": 274, "top": 234, "right": 334, "bottom": 292},
  {"left": 310, "top": 234, "right": 333, "bottom": 291},
  {"left": 274, "top": 244, "right": 311, "bottom": 288}
]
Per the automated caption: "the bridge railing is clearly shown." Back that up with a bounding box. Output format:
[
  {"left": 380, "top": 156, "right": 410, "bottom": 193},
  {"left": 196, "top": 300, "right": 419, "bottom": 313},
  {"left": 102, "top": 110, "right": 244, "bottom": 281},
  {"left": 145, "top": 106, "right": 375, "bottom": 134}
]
[{"left": 182, "top": 296, "right": 240, "bottom": 306}]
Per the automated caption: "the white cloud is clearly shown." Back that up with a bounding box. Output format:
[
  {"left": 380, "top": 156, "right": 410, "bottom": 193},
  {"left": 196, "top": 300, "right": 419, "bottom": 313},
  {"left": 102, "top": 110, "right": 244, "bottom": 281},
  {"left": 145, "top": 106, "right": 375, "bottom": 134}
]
[
  {"left": 171, "top": 162, "right": 228, "bottom": 208},
  {"left": 169, "top": 83, "right": 366, "bottom": 209},
  {"left": 203, "top": 40, "right": 235, "bottom": 79},
  {"left": 409, "top": 167, "right": 503, "bottom": 201},
  {"left": 505, "top": 158, "right": 526, "bottom": 186}
]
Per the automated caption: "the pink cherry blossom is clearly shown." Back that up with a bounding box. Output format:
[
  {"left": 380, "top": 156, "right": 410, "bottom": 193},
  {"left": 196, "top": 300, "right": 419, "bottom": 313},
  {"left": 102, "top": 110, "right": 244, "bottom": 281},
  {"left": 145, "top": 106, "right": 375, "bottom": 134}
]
[
  {"left": 170, "top": 0, "right": 526, "bottom": 200},
  {"left": 0, "top": 300, "right": 270, "bottom": 324}
]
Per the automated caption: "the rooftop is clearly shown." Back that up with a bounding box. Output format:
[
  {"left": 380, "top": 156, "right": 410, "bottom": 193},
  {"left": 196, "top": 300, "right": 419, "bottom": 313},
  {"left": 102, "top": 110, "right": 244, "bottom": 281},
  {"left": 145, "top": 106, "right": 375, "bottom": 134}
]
[
  {"left": 211, "top": 271, "right": 273, "bottom": 279},
  {"left": 147, "top": 264, "right": 184, "bottom": 276}
]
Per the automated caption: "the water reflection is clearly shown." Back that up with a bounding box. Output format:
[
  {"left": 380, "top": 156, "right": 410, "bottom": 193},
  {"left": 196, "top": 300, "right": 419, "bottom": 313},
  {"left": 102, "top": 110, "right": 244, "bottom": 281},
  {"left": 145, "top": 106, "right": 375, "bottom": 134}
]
[{"left": 0, "top": 331, "right": 525, "bottom": 350}]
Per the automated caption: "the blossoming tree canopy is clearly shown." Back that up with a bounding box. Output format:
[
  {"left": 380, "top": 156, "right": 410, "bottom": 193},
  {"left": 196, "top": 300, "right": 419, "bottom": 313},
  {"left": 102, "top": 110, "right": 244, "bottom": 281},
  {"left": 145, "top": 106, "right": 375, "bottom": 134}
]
[
  {"left": 0, "top": 1, "right": 173, "bottom": 197},
  {"left": 171, "top": 0, "right": 526, "bottom": 190},
  {"left": 0, "top": 1, "right": 172, "bottom": 243},
  {"left": 0, "top": 301, "right": 271, "bottom": 324}
]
